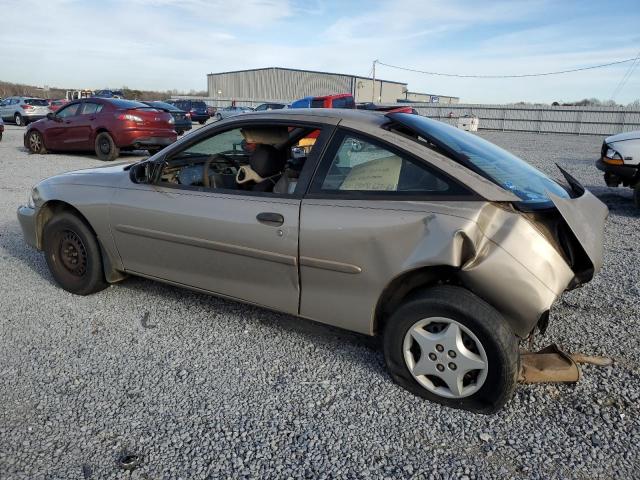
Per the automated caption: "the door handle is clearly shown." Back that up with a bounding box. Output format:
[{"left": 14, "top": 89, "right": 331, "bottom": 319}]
[{"left": 256, "top": 212, "right": 284, "bottom": 226}]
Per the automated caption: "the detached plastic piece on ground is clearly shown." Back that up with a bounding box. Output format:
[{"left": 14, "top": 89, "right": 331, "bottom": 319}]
[{"left": 519, "top": 344, "right": 581, "bottom": 383}]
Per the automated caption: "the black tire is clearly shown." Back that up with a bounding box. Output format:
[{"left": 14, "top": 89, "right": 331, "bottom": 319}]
[
  {"left": 27, "top": 130, "right": 47, "bottom": 154},
  {"left": 43, "top": 212, "right": 108, "bottom": 295},
  {"left": 383, "top": 285, "right": 519, "bottom": 414},
  {"left": 215, "top": 113, "right": 222, "bottom": 121},
  {"left": 14, "top": 113, "right": 23, "bottom": 126},
  {"left": 198, "top": 119, "right": 206, "bottom": 125},
  {"left": 0, "top": 132, "right": 3, "bottom": 142},
  {"left": 95, "top": 132, "right": 120, "bottom": 161},
  {"left": 634, "top": 182, "right": 640, "bottom": 209},
  {"left": 147, "top": 147, "right": 162, "bottom": 155}
]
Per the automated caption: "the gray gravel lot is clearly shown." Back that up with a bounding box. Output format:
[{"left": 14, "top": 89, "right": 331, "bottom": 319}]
[{"left": 0, "top": 123, "right": 639, "bottom": 479}]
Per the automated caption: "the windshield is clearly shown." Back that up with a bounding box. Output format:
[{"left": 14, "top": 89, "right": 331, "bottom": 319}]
[{"left": 390, "top": 113, "right": 569, "bottom": 206}]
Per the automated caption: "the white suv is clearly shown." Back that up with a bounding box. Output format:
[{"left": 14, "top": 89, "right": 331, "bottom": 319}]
[{"left": 0, "top": 97, "right": 51, "bottom": 126}]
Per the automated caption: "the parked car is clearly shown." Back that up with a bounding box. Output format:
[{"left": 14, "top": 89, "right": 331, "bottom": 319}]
[
  {"left": 290, "top": 93, "right": 355, "bottom": 109},
  {"left": 596, "top": 130, "right": 640, "bottom": 207},
  {"left": 23, "top": 98, "right": 176, "bottom": 160},
  {"left": 254, "top": 102, "right": 286, "bottom": 111},
  {"left": 206, "top": 105, "right": 217, "bottom": 117},
  {"left": 143, "top": 101, "right": 192, "bottom": 135},
  {"left": 0, "top": 97, "right": 51, "bottom": 126},
  {"left": 17, "top": 109, "right": 607, "bottom": 413},
  {"left": 214, "top": 105, "right": 254, "bottom": 120},
  {"left": 93, "top": 89, "right": 125, "bottom": 99},
  {"left": 168, "top": 99, "right": 210, "bottom": 124},
  {"left": 0, "top": 117, "right": 4, "bottom": 141},
  {"left": 357, "top": 102, "right": 418, "bottom": 114},
  {"left": 49, "top": 99, "right": 69, "bottom": 112}
]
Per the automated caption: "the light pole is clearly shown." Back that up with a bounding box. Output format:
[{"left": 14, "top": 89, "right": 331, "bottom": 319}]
[{"left": 371, "top": 59, "right": 378, "bottom": 103}]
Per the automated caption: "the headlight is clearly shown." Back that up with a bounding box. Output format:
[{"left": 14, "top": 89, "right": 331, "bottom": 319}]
[
  {"left": 168, "top": 116, "right": 175, "bottom": 124},
  {"left": 605, "top": 148, "right": 621, "bottom": 159}
]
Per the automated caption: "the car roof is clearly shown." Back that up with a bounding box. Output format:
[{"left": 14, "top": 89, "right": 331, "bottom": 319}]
[{"left": 235, "top": 107, "right": 388, "bottom": 127}]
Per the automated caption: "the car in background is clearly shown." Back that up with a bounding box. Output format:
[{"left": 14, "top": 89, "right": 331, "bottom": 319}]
[
  {"left": 94, "top": 89, "right": 125, "bottom": 99},
  {"left": 206, "top": 105, "right": 218, "bottom": 117},
  {"left": 254, "top": 102, "right": 286, "bottom": 111},
  {"left": 356, "top": 102, "right": 418, "bottom": 114},
  {"left": 17, "top": 109, "right": 607, "bottom": 413},
  {"left": 143, "top": 101, "right": 192, "bottom": 135},
  {"left": 0, "top": 117, "right": 4, "bottom": 141},
  {"left": 24, "top": 98, "right": 177, "bottom": 161},
  {"left": 290, "top": 94, "right": 355, "bottom": 109},
  {"left": 0, "top": 97, "right": 51, "bottom": 126},
  {"left": 168, "top": 99, "right": 210, "bottom": 124},
  {"left": 214, "top": 105, "right": 253, "bottom": 120},
  {"left": 49, "top": 99, "right": 69, "bottom": 112},
  {"left": 596, "top": 130, "right": 640, "bottom": 207}
]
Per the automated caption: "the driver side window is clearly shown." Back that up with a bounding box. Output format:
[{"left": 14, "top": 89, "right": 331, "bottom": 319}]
[
  {"left": 158, "top": 124, "right": 323, "bottom": 196},
  {"left": 57, "top": 103, "right": 80, "bottom": 118}
]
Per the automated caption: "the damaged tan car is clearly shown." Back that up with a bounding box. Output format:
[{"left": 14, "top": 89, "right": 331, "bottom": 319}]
[{"left": 17, "top": 110, "right": 607, "bottom": 413}]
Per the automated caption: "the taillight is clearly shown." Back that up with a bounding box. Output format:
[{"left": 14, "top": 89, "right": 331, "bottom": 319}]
[
  {"left": 117, "top": 112, "right": 143, "bottom": 123},
  {"left": 185, "top": 112, "right": 191, "bottom": 117},
  {"left": 21, "top": 104, "right": 34, "bottom": 110}
]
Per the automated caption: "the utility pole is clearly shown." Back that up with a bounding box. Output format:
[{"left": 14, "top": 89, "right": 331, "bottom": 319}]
[{"left": 371, "top": 59, "right": 378, "bottom": 103}]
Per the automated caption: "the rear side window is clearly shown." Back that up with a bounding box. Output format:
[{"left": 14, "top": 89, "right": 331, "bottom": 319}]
[
  {"left": 310, "top": 99, "right": 324, "bottom": 108},
  {"left": 314, "top": 131, "right": 470, "bottom": 196},
  {"left": 332, "top": 97, "right": 355, "bottom": 109}
]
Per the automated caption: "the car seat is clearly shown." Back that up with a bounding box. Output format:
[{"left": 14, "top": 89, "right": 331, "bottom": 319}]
[{"left": 236, "top": 144, "right": 286, "bottom": 192}]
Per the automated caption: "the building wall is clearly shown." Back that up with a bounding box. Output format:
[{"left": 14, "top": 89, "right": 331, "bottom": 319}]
[
  {"left": 207, "top": 68, "right": 355, "bottom": 102},
  {"left": 404, "top": 92, "right": 459, "bottom": 104},
  {"left": 353, "top": 78, "right": 406, "bottom": 103}
]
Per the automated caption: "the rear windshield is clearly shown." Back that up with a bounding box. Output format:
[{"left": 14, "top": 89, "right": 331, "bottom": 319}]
[
  {"left": 390, "top": 113, "right": 570, "bottom": 206},
  {"left": 310, "top": 99, "right": 325, "bottom": 108},
  {"left": 192, "top": 101, "right": 207, "bottom": 109},
  {"left": 25, "top": 99, "right": 49, "bottom": 106},
  {"left": 108, "top": 99, "right": 150, "bottom": 109},
  {"left": 146, "top": 101, "right": 178, "bottom": 111}
]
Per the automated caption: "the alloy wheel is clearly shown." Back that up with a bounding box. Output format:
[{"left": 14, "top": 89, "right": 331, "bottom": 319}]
[
  {"left": 403, "top": 317, "right": 488, "bottom": 398},
  {"left": 29, "top": 132, "right": 42, "bottom": 152}
]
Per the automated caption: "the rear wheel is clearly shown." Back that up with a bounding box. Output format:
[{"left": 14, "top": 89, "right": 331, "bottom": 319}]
[
  {"left": 43, "top": 212, "right": 108, "bottom": 295},
  {"left": 198, "top": 119, "right": 206, "bottom": 125},
  {"left": 383, "top": 285, "right": 519, "bottom": 414},
  {"left": 633, "top": 182, "right": 640, "bottom": 209},
  {"left": 27, "top": 130, "right": 47, "bottom": 154},
  {"left": 14, "top": 113, "right": 23, "bottom": 126},
  {"left": 95, "top": 132, "right": 119, "bottom": 161}
]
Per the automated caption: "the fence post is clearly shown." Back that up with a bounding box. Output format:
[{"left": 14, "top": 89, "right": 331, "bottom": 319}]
[
  {"left": 537, "top": 108, "right": 542, "bottom": 134},
  {"left": 576, "top": 110, "right": 582, "bottom": 136},
  {"left": 620, "top": 110, "right": 626, "bottom": 132},
  {"left": 502, "top": 107, "right": 506, "bottom": 131}
]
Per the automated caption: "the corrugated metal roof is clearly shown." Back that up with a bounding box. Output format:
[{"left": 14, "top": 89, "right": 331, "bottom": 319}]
[{"left": 207, "top": 67, "right": 408, "bottom": 86}]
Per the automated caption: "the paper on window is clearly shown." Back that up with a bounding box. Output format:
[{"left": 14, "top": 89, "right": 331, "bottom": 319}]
[{"left": 340, "top": 155, "right": 402, "bottom": 191}]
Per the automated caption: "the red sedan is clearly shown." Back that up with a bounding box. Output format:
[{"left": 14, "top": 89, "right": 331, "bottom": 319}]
[
  {"left": 48, "top": 99, "right": 69, "bottom": 112},
  {"left": 24, "top": 98, "right": 177, "bottom": 160}
]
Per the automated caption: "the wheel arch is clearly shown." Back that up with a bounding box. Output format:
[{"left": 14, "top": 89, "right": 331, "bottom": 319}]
[
  {"left": 36, "top": 200, "right": 126, "bottom": 283},
  {"left": 373, "top": 265, "right": 462, "bottom": 335}
]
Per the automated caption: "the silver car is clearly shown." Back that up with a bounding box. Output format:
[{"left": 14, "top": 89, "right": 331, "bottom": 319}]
[
  {"left": 17, "top": 109, "right": 607, "bottom": 413},
  {"left": 596, "top": 130, "right": 640, "bottom": 207},
  {"left": 214, "top": 105, "right": 254, "bottom": 121},
  {"left": 0, "top": 96, "right": 51, "bottom": 126}
]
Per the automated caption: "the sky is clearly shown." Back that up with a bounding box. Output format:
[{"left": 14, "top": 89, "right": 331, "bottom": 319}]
[{"left": 0, "top": 0, "right": 639, "bottom": 104}]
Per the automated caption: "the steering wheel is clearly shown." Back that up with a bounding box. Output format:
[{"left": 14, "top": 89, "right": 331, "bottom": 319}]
[{"left": 202, "top": 153, "right": 239, "bottom": 187}]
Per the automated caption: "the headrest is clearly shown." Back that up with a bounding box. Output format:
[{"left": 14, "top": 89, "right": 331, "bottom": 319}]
[{"left": 250, "top": 145, "right": 285, "bottom": 178}]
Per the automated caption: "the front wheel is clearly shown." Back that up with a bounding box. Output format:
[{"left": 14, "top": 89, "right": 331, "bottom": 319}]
[
  {"left": 383, "top": 285, "right": 519, "bottom": 414},
  {"left": 95, "top": 132, "right": 120, "bottom": 161},
  {"left": 27, "top": 130, "right": 47, "bottom": 154},
  {"left": 15, "top": 113, "right": 23, "bottom": 126},
  {"left": 198, "top": 119, "right": 206, "bottom": 125},
  {"left": 215, "top": 113, "right": 222, "bottom": 121},
  {"left": 43, "top": 212, "right": 108, "bottom": 295}
]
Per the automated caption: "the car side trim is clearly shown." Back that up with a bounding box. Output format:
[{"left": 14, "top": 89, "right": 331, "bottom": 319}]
[
  {"left": 299, "top": 256, "right": 362, "bottom": 274},
  {"left": 114, "top": 224, "right": 297, "bottom": 266}
]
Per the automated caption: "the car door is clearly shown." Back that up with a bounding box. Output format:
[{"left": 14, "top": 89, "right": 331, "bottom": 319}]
[
  {"left": 109, "top": 119, "right": 334, "bottom": 314},
  {"left": 44, "top": 102, "right": 81, "bottom": 150},
  {"left": 74, "top": 101, "right": 103, "bottom": 149},
  {"left": 298, "top": 129, "right": 480, "bottom": 335}
]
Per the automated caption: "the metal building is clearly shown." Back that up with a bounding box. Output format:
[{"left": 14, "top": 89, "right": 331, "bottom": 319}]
[{"left": 206, "top": 67, "right": 458, "bottom": 104}]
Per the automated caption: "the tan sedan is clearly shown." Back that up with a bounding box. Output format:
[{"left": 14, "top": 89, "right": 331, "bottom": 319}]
[{"left": 17, "top": 109, "right": 607, "bottom": 413}]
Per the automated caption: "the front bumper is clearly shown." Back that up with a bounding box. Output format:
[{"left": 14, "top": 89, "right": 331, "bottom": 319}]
[
  {"left": 596, "top": 158, "right": 639, "bottom": 184},
  {"left": 17, "top": 206, "right": 38, "bottom": 249}
]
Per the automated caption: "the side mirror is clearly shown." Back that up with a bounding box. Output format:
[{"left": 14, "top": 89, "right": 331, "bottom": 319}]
[
  {"left": 129, "top": 162, "right": 153, "bottom": 184},
  {"left": 46, "top": 112, "right": 55, "bottom": 120}
]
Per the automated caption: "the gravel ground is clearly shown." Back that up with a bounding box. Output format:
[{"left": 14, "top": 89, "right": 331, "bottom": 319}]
[{"left": 0, "top": 123, "right": 639, "bottom": 479}]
